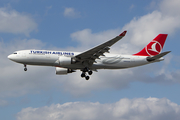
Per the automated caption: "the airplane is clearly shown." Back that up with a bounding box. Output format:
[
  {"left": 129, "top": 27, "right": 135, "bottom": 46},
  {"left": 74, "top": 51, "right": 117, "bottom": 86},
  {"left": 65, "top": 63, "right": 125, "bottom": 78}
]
[{"left": 8, "top": 31, "right": 171, "bottom": 80}]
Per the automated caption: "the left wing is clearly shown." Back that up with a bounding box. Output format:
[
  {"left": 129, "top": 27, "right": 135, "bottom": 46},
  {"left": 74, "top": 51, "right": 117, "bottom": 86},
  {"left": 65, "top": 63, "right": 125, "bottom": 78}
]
[{"left": 74, "top": 31, "right": 127, "bottom": 65}]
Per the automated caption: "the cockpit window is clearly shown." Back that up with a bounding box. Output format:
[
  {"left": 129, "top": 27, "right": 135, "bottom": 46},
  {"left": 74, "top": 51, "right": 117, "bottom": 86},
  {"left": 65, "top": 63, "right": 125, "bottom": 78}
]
[{"left": 13, "top": 52, "right": 17, "bottom": 54}]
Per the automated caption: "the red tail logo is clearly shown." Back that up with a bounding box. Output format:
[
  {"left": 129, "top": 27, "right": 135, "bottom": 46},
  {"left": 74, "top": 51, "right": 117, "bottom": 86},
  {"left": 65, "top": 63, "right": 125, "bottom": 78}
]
[
  {"left": 133, "top": 34, "right": 168, "bottom": 56},
  {"left": 146, "top": 41, "right": 162, "bottom": 56}
]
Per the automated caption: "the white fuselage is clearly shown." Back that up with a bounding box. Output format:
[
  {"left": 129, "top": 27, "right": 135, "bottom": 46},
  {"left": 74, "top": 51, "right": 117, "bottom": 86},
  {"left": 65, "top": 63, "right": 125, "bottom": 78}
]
[{"left": 8, "top": 49, "right": 162, "bottom": 70}]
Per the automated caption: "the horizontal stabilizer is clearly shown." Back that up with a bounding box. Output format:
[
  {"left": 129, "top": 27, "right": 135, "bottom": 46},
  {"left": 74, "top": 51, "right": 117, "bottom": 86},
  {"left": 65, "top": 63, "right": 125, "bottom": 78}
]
[{"left": 146, "top": 51, "right": 171, "bottom": 62}]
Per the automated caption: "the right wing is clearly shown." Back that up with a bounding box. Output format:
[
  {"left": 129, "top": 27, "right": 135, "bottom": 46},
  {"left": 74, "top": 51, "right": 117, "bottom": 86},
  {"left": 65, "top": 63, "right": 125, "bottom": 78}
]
[{"left": 74, "top": 31, "right": 127, "bottom": 65}]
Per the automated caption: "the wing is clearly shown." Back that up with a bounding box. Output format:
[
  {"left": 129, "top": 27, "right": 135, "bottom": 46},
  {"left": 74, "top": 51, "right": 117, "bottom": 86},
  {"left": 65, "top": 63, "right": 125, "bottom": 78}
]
[{"left": 74, "top": 31, "right": 127, "bottom": 65}]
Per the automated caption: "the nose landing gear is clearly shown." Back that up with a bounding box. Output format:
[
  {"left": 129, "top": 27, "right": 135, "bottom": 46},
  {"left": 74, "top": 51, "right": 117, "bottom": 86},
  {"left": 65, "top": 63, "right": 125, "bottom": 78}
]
[{"left": 24, "top": 64, "right": 27, "bottom": 71}]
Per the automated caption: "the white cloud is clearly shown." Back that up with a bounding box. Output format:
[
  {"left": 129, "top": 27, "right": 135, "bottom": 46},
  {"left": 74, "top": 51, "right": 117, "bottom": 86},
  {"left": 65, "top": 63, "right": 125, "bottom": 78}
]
[
  {"left": 123, "top": 11, "right": 180, "bottom": 46},
  {"left": 0, "top": 7, "right": 37, "bottom": 36},
  {"left": 160, "top": 0, "right": 180, "bottom": 16},
  {"left": 58, "top": 69, "right": 135, "bottom": 96},
  {"left": 16, "top": 97, "right": 180, "bottom": 120},
  {"left": 122, "top": 0, "right": 180, "bottom": 47},
  {"left": 63, "top": 7, "right": 81, "bottom": 18}
]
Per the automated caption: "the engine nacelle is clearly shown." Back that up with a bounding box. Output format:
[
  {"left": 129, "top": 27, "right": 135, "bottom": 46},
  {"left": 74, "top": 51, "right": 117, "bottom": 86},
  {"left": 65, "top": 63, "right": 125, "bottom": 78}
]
[
  {"left": 55, "top": 67, "right": 74, "bottom": 75},
  {"left": 59, "top": 56, "right": 74, "bottom": 66}
]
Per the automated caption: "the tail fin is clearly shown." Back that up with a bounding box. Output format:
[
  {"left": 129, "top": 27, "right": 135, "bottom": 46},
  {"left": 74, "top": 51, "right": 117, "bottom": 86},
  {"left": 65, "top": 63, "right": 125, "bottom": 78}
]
[{"left": 133, "top": 34, "right": 168, "bottom": 56}]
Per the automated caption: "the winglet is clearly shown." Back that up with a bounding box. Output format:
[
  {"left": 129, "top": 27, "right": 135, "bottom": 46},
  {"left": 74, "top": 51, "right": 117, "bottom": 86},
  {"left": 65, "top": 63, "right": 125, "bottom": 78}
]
[{"left": 119, "top": 31, "right": 127, "bottom": 36}]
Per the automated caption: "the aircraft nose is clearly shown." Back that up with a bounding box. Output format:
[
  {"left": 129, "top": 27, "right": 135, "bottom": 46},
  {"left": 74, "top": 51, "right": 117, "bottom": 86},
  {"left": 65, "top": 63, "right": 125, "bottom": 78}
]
[
  {"left": 8, "top": 54, "right": 22, "bottom": 63},
  {"left": 8, "top": 54, "right": 14, "bottom": 60}
]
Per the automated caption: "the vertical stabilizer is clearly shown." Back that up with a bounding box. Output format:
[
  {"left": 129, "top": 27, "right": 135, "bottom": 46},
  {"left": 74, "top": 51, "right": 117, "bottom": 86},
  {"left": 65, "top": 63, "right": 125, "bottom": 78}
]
[{"left": 133, "top": 34, "right": 168, "bottom": 56}]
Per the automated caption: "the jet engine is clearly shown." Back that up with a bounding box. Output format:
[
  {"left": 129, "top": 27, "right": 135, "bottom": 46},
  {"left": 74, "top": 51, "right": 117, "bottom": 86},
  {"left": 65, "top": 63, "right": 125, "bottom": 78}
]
[
  {"left": 58, "top": 56, "right": 76, "bottom": 66},
  {"left": 55, "top": 67, "right": 75, "bottom": 75}
]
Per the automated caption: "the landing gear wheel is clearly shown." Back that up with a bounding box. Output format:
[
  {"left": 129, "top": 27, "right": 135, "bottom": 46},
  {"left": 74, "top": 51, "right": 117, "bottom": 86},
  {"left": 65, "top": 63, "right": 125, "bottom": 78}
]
[
  {"left": 85, "top": 76, "right": 90, "bottom": 80},
  {"left": 24, "top": 64, "right": 27, "bottom": 71},
  {"left": 24, "top": 68, "right": 27, "bottom": 71},
  {"left": 81, "top": 73, "right": 85, "bottom": 78},
  {"left": 81, "top": 67, "right": 92, "bottom": 80},
  {"left": 88, "top": 71, "right": 93, "bottom": 75}
]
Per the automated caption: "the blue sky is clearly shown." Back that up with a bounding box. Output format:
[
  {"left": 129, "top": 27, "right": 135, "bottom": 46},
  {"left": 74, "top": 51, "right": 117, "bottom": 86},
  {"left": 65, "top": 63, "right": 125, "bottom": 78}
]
[{"left": 0, "top": 0, "right": 180, "bottom": 120}]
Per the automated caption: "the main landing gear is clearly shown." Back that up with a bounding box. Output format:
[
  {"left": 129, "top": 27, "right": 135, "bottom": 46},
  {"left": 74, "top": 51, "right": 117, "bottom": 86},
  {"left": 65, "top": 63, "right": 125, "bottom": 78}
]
[
  {"left": 24, "top": 64, "right": 27, "bottom": 71},
  {"left": 81, "top": 67, "right": 93, "bottom": 80}
]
